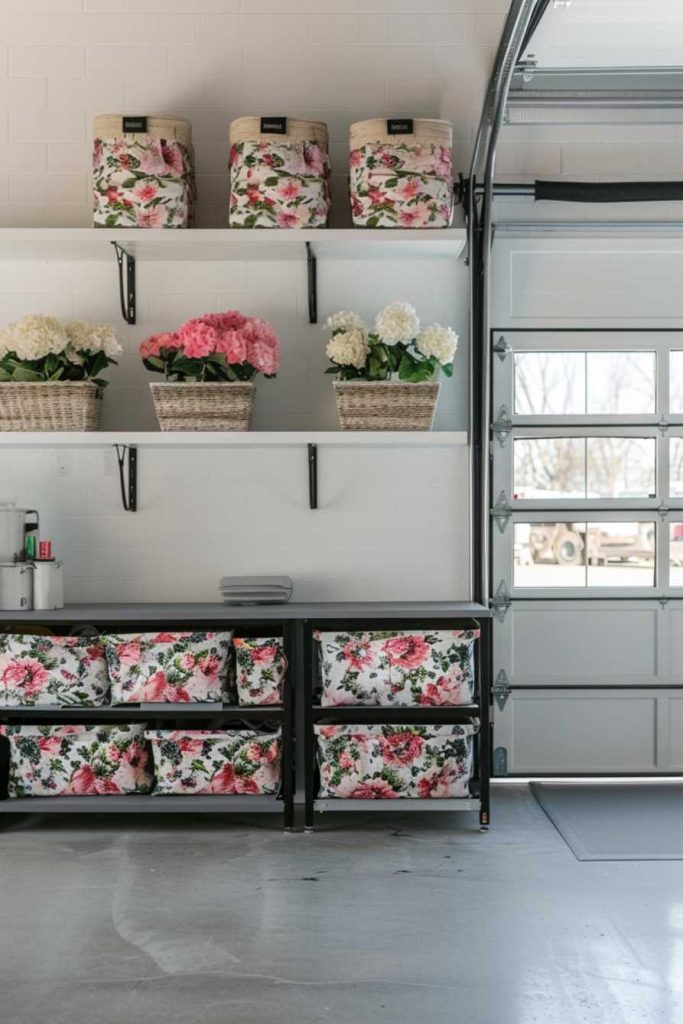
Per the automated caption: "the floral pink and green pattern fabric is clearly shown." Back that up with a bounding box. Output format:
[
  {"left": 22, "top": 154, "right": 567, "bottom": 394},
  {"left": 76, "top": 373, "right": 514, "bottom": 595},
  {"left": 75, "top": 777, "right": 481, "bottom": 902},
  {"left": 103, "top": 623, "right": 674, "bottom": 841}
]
[
  {"left": 315, "top": 723, "right": 477, "bottom": 799},
  {"left": 234, "top": 637, "right": 286, "bottom": 706},
  {"left": 316, "top": 629, "right": 478, "bottom": 708},
  {"left": 349, "top": 143, "right": 453, "bottom": 227},
  {"left": 0, "top": 724, "right": 153, "bottom": 798},
  {"left": 229, "top": 140, "right": 331, "bottom": 227},
  {"left": 104, "top": 631, "right": 232, "bottom": 705},
  {"left": 0, "top": 634, "right": 108, "bottom": 707},
  {"left": 146, "top": 729, "right": 281, "bottom": 795},
  {"left": 93, "top": 136, "right": 196, "bottom": 228}
]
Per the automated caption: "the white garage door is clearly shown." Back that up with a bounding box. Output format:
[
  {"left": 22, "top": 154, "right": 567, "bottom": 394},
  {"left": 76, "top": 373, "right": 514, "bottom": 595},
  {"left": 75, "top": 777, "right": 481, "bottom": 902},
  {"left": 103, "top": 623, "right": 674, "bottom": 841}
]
[{"left": 491, "top": 329, "right": 683, "bottom": 774}]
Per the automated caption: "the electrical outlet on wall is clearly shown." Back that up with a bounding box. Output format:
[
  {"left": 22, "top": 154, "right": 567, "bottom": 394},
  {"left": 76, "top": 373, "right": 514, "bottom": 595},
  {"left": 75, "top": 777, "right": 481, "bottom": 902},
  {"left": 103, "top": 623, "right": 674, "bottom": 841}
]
[{"left": 54, "top": 453, "right": 75, "bottom": 475}]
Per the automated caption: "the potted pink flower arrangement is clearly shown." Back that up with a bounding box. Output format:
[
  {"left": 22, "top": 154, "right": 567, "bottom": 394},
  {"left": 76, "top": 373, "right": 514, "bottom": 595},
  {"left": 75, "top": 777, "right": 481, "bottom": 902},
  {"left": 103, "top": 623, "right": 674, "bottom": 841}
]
[{"left": 140, "top": 311, "right": 280, "bottom": 431}]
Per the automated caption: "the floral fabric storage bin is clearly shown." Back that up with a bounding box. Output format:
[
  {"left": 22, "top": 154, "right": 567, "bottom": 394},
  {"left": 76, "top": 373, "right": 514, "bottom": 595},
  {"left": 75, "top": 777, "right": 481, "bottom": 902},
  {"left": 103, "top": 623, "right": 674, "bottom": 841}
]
[
  {"left": 229, "top": 116, "right": 331, "bottom": 228},
  {"left": 349, "top": 118, "right": 453, "bottom": 228},
  {"left": 0, "top": 634, "right": 108, "bottom": 707},
  {"left": 0, "top": 724, "right": 153, "bottom": 798},
  {"left": 93, "top": 115, "right": 195, "bottom": 228},
  {"left": 234, "top": 637, "right": 287, "bottom": 706},
  {"left": 146, "top": 729, "right": 281, "bottom": 795},
  {"left": 316, "top": 629, "right": 478, "bottom": 707},
  {"left": 104, "top": 631, "right": 232, "bottom": 705},
  {"left": 315, "top": 723, "right": 477, "bottom": 799}
]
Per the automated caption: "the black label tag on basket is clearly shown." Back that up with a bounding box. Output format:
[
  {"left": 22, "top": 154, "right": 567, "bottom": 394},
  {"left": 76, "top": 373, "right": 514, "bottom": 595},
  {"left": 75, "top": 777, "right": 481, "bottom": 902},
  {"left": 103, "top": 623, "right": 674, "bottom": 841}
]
[
  {"left": 260, "top": 116, "right": 287, "bottom": 134},
  {"left": 122, "top": 116, "right": 148, "bottom": 133},
  {"left": 387, "top": 118, "right": 414, "bottom": 135}
]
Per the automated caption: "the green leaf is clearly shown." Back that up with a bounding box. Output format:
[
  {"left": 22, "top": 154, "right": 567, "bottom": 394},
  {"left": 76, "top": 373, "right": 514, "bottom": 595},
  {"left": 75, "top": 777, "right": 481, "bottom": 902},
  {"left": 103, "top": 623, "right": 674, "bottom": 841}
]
[
  {"left": 12, "top": 366, "right": 43, "bottom": 382},
  {"left": 264, "top": 177, "right": 278, "bottom": 186},
  {"left": 441, "top": 362, "right": 454, "bottom": 378},
  {"left": 324, "top": 366, "right": 341, "bottom": 374},
  {"left": 0, "top": 366, "right": 11, "bottom": 381}
]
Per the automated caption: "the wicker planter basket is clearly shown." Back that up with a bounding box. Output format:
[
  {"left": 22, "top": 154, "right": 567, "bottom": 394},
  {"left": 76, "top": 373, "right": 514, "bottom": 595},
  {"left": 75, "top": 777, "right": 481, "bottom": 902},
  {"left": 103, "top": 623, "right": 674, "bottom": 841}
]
[
  {"left": 333, "top": 381, "right": 440, "bottom": 431},
  {"left": 149, "top": 382, "right": 254, "bottom": 431},
  {"left": 0, "top": 382, "right": 102, "bottom": 431}
]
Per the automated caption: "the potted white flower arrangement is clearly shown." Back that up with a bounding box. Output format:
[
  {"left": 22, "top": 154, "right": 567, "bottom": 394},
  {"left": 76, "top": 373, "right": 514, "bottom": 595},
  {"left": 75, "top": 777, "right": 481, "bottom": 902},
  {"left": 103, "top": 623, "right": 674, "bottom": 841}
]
[
  {"left": 324, "top": 302, "right": 458, "bottom": 430},
  {"left": 139, "top": 311, "right": 280, "bottom": 431},
  {"left": 0, "top": 314, "right": 122, "bottom": 431}
]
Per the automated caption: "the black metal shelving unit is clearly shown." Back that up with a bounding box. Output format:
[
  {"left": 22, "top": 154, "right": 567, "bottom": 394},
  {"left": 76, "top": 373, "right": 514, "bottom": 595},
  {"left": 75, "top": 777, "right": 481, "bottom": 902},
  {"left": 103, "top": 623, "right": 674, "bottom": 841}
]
[
  {"left": 0, "top": 607, "right": 297, "bottom": 830},
  {"left": 303, "top": 614, "right": 491, "bottom": 831}
]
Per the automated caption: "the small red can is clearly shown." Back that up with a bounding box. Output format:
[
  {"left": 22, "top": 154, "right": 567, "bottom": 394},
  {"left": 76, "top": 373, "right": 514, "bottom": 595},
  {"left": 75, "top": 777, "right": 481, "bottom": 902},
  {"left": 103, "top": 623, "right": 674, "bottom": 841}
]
[{"left": 39, "top": 540, "right": 53, "bottom": 561}]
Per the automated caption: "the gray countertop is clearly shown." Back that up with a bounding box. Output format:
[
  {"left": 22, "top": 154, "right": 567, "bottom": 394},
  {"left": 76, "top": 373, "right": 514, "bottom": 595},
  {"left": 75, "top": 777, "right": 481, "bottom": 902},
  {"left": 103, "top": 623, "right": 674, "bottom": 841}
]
[{"left": 1, "top": 601, "right": 490, "bottom": 622}]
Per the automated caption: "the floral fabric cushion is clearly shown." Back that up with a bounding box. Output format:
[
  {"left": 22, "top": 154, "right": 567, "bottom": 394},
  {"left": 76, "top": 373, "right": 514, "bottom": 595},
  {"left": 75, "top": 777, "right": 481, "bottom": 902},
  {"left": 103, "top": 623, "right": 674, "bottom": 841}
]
[
  {"left": 234, "top": 637, "right": 287, "bottom": 706},
  {"left": 349, "top": 143, "right": 453, "bottom": 228},
  {"left": 316, "top": 629, "right": 478, "bottom": 707},
  {"left": 229, "top": 140, "right": 331, "bottom": 227},
  {"left": 1, "top": 724, "right": 153, "bottom": 798},
  {"left": 0, "top": 634, "right": 108, "bottom": 707},
  {"left": 315, "top": 723, "right": 477, "bottom": 800},
  {"left": 104, "top": 631, "right": 232, "bottom": 705},
  {"left": 146, "top": 729, "right": 281, "bottom": 796},
  {"left": 93, "top": 136, "right": 195, "bottom": 228}
]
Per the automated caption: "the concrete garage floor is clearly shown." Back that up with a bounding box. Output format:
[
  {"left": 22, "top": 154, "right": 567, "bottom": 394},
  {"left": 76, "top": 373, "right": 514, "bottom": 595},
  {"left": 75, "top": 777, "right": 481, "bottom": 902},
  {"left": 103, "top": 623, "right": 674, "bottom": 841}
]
[{"left": 1, "top": 785, "right": 682, "bottom": 1024}]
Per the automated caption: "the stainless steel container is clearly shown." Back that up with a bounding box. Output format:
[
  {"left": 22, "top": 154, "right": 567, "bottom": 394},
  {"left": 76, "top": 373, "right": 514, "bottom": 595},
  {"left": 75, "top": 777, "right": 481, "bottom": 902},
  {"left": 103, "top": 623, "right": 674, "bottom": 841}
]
[
  {"left": 0, "top": 562, "right": 33, "bottom": 610},
  {"left": 0, "top": 502, "right": 39, "bottom": 562},
  {"left": 32, "top": 560, "right": 64, "bottom": 610}
]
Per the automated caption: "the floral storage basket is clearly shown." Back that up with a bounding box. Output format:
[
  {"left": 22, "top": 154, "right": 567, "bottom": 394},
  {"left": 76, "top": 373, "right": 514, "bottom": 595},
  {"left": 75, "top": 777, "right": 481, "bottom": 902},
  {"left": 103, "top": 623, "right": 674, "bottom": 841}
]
[
  {"left": 0, "top": 724, "right": 153, "bottom": 798},
  {"left": 146, "top": 728, "right": 281, "bottom": 795},
  {"left": 0, "top": 381, "right": 102, "bottom": 431},
  {"left": 0, "top": 634, "right": 109, "bottom": 707},
  {"left": 93, "top": 114, "right": 195, "bottom": 228},
  {"left": 333, "top": 380, "right": 440, "bottom": 431},
  {"left": 315, "top": 723, "right": 478, "bottom": 799},
  {"left": 234, "top": 637, "right": 287, "bottom": 706},
  {"left": 229, "top": 116, "right": 331, "bottom": 228},
  {"left": 149, "top": 381, "right": 254, "bottom": 431},
  {"left": 349, "top": 118, "right": 453, "bottom": 228},
  {"left": 104, "top": 630, "right": 232, "bottom": 705},
  {"left": 316, "top": 628, "right": 478, "bottom": 707}
]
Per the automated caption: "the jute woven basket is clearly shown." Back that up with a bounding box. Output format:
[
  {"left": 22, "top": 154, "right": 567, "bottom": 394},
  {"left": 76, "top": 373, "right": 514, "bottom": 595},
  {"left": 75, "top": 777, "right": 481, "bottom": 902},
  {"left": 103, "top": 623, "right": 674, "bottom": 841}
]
[
  {"left": 94, "top": 114, "right": 193, "bottom": 149},
  {"left": 349, "top": 118, "right": 452, "bottom": 149},
  {"left": 333, "top": 381, "right": 440, "bottom": 431},
  {"left": 150, "top": 382, "right": 254, "bottom": 431},
  {"left": 230, "top": 116, "right": 328, "bottom": 147},
  {"left": 0, "top": 382, "right": 102, "bottom": 431}
]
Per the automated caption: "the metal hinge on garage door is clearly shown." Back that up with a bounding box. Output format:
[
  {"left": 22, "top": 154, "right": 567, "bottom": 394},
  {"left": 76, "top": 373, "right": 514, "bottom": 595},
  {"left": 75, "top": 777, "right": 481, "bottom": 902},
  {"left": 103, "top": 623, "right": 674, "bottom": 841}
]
[
  {"left": 492, "top": 669, "right": 512, "bottom": 712},
  {"left": 490, "top": 580, "right": 512, "bottom": 622}
]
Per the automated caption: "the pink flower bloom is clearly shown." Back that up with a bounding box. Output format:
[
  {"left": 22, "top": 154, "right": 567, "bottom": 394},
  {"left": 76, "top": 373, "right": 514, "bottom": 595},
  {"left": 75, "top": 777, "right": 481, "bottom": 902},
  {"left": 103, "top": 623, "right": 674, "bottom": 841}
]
[
  {"left": 210, "top": 763, "right": 237, "bottom": 794},
  {"left": 350, "top": 780, "right": 398, "bottom": 799},
  {"left": 161, "top": 143, "right": 185, "bottom": 176},
  {"left": 417, "top": 769, "right": 455, "bottom": 799},
  {"left": 134, "top": 182, "right": 158, "bottom": 203},
  {"left": 418, "top": 677, "right": 464, "bottom": 707},
  {"left": 277, "top": 180, "right": 300, "bottom": 200},
  {"left": 339, "top": 751, "right": 355, "bottom": 771},
  {"left": 141, "top": 670, "right": 170, "bottom": 701},
  {"left": 349, "top": 149, "right": 363, "bottom": 168},
  {"left": 176, "top": 319, "right": 217, "bottom": 359},
  {"left": 177, "top": 737, "right": 204, "bottom": 754},
  {"left": 153, "top": 632, "right": 179, "bottom": 643},
  {"left": 198, "top": 654, "right": 219, "bottom": 681},
  {"left": 2, "top": 658, "right": 49, "bottom": 696},
  {"left": 395, "top": 178, "right": 421, "bottom": 201},
  {"left": 342, "top": 639, "right": 373, "bottom": 671},
  {"left": 276, "top": 208, "right": 307, "bottom": 228},
  {"left": 398, "top": 202, "right": 431, "bottom": 227},
  {"left": 367, "top": 188, "right": 388, "bottom": 205},
  {"left": 70, "top": 765, "right": 122, "bottom": 795},
  {"left": 215, "top": 329, "right": 248, "bottom": 365},
  {"left": 382, "top": 635, "right": 430, "bottom": 669},
  {"left": 37, "top": 736, "right": 62, "bottom": 754},
  {"left": 234, "top": 775, "right": 260, "bottom": 794},
  {"left": 250, "top": 645, "right": 277, "bottom": 665},
  {"left": 136, "top": 207, "right": 166, "bottom": 228},
  {"left": 117, "top": 642, "right": 141, "bottom": 666},
  {"left": 107, "top": 744, "right": 122, "bottom": 763},
  {"left": 246, "top": 185, "right": 261, "bottom": 206},
  {"left": 139, "top": 332, "right": 178, "bottom": 360},
  {"left": 379, "top": 732, "right": 424, "bottom": 766},
  {"left": 180, "top": 652, "right": 196, "bottom": 671}
]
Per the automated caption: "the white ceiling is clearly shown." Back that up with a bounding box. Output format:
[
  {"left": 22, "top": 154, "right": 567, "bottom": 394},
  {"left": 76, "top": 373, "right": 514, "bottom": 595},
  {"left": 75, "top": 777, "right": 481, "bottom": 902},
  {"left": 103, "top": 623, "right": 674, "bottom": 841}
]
[{"left": 524, "top": 0, "right": 683, "bottom": 69}]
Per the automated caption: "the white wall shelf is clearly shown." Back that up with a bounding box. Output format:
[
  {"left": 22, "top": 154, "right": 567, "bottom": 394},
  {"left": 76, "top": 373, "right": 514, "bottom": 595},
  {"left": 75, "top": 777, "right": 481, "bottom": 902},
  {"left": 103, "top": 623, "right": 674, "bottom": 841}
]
[
  {"left": 0, "top": 227, "right": 467, "bottom": 262},
  {"left": 0, "top": 431, "right": 468, "bottom": 448}
]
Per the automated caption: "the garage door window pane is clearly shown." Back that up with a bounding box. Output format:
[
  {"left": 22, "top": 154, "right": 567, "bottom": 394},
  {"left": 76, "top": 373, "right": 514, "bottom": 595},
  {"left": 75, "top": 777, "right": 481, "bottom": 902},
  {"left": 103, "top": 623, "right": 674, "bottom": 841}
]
[
  {"left": 586, "top": 522, "right": 655, "bottom": 588},
  {"left": 513, "top": 438, "right": 585, "bottom": 499},
  {"left": 514, "top": 353, "right": 585, "bottom": 415},
  {"left": 514, "top": 522, "right": 587, "bottom": 587},
  {"left": 586, "top": 353, "right": 656, "bottom": 415},
  {"left": 670, "top": 352, "right": 683, "bottom": 414},
  {"left": 670, "top": 438, "right": 683, "bottom": 496},
  {"left": 587, "top": 437, "right": 656, "bottom": 499},
  {"left": 670, "top": 523, "right": 683, "bottom": 585}
]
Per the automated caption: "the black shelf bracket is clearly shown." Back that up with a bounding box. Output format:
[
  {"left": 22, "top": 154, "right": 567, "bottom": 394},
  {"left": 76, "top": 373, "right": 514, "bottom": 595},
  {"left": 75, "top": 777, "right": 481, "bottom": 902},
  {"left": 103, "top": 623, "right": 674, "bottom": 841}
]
[
  {"left": 114, "top": 444, "right": 137, "bottom": 512},
  {"left": 111, "top": 241, "right": 136, "bottom": 324},
  {"left": 305, "top": 241, "right": 317, "bottom": 324},
  {"left": 308, "top": 443, "right": 318, "bottom": 510}
]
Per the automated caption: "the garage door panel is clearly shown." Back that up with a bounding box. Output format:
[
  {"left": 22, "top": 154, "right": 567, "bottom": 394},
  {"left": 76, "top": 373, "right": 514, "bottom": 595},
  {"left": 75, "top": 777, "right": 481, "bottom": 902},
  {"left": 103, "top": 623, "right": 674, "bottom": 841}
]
[
  {"left": 511, "top": 606, "right": 657, "bottom": 681},
  {"left": 666, "top": 698, "right": 683, "bottom": 770},
  {"left": 497, "top": 691, "right": 658, "bottom": 774}
]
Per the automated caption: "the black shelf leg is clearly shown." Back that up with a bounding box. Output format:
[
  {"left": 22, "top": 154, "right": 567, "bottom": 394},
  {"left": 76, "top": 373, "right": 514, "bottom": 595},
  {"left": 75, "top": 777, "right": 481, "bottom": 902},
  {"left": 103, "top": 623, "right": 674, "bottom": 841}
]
[
  {"left": 303, "top": 621, "right": 316, "bottom": 831},
  {"left": 112, "top": 241, "right": 136, "bottom": 325},
  {"left": 478, "top": 617, "right": 491, "bottom": 830},
  {"left": 306, "top": 241, "right": 317, "bottom": 324},
  {"left": 308, "top": 444, "right": 318, "bottom": 510},
  {"left": 281, "top": 619, "right": 296, "bottom": 831}
]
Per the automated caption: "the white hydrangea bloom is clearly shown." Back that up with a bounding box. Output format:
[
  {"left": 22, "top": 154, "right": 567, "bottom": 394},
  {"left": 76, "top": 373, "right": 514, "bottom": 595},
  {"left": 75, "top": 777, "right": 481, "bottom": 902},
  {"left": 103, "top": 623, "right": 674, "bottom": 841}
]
[
  {"left": 0, "top": 314, "right": 70, "bottom": 362},
  {"left": 66, "top": 321, "right": 122, "bottom": 358},
  {"left": 326, "top": 328, "right": 370, "bottom": 369},
  {"left": 374, "top": 302, "right": 420, "bottom": 345},
  {"left": 415, "top": 323, "right": 459, "bottom": 365},
  {"left": 325, "top": 310, "right": 368, "bottom": 335}
]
